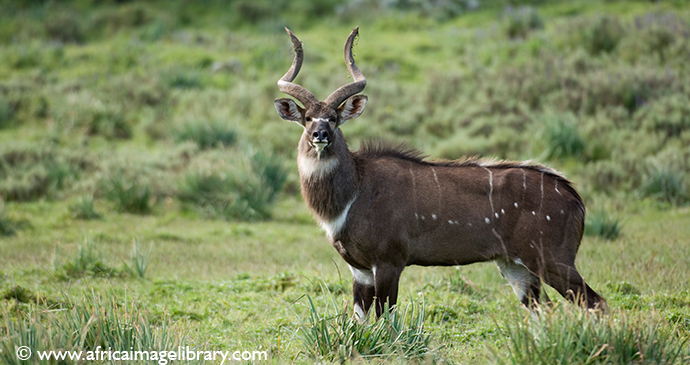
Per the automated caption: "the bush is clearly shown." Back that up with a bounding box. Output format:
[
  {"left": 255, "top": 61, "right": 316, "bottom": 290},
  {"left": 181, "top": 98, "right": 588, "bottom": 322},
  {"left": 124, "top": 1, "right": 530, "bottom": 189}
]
[
  {"left": 637, "top": 94, "right": 690, "bottom": 138},
  {"left": 584, "top": 15, "right": 625, "bottom": 55},
  {"left": 173, "top": 120, "right": 237, "bottom": 149},
  {"left": 69, "top": 195, "right": 101, "bottom": 220},
  {"left": 178, "top": 147, "right": 287, "bottom": 221},
  {"left": 102, "top": 172, "right": 155, "bottom": 214},
  {"left": 539, "top": 113, "right": 586, "bottom": 160},
  {"left": 641, "top": 163, "right": 688, "bottom": 205},
  {"left": 0, "top": 143, "right": 91, "bottom": 201},
  {"left": 44, "top": 11, "right": 85, "bottom": 43},
  {"left": 0, "top": 203, "right": 18, "bottom": 237},
  {"left": 585, "top": 209, "right": 622, "bottom": 241},
  {"left": 503, "top": 6, "right": 544, "bottom": 39}
]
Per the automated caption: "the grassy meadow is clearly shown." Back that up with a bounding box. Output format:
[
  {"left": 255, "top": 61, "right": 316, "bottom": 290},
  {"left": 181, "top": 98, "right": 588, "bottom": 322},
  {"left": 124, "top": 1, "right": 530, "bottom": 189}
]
[{"left": 1, "top": 0, "right": 690, "bottom": 363}]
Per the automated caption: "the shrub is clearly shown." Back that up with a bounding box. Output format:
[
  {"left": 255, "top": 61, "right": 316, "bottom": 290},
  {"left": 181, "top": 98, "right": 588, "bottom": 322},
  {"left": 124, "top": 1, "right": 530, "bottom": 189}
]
[
  {"left": 585, "top": 209, "right": 622, "bottom": 241},
  {"left": 637, "top": 94, "right": 690, "bottom": 139},
  {"left": 503, "top": 6, "right": 544, "bottom": 39},
  {"left": 584, "top": 15, "right": 625, "bottom": 55},
  {"left": 69, "top": 195, "right": 101, "bottom": 220},
  {"left": 103, "top": 172, "right": 155, "bottom": 214},
  {"left": 0, "top": 203, "right": 18, "bottom": 237},
  {"left": 173, "top": 119, "right": 237, "bottom": 149},
  {"left": 641, "top": 163, "right": 688, "bottom": 205},
  {"left": 539, "top": 114, "right": 586, "bottom": 160},
  {"left": 44, "top": 11, "right": 85, "bottom": 43},
  {"left": 178, "top": 147, "right": 287, "bottom": 221},
  {"left": 0, "top": 143, "right": 91, "bottom": 201}
]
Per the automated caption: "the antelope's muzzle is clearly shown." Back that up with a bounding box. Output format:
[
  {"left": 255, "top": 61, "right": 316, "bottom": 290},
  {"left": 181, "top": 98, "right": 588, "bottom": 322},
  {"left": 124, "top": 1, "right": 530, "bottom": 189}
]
[{"left": 310, "top": 130, "right": 330, "bottom": 153}]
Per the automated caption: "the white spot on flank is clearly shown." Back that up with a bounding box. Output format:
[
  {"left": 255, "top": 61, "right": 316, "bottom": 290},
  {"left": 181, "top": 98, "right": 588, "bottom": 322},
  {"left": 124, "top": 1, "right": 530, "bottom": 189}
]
[
  {"left": 514, "top": 202, "right": 519, "bottom": 208},
  {"left": 298, "top": 154, "right": 339, "bottom": 179},
  {"left": 546, "top": 215, "right": 551, "bottom": 221},
  {"left": 561, "top": 210, "right": 565, "bottom": 215},
  {"left": 485, "top": 217, "right": 491, "bottom": 224},
  {"left": 319, "top": 196, "right": 356, "bottom": 239},
  {"left": 495, "top": 213, "right": 499, "bottom": 218},
  {"left": 468, "top": 222, "right": 472, "bottom": 226},
  {"left": 532, "top": 211, "right": 536, "bottom": 215},
  {"left": 421, "top": 215, "right": 425, "bottom": 220},
  {"left": 448, "top": 220, "right": 454, "bottom": 224},
  {"left": 432, "top": 214, "right": 437, "bottom": 220},
  {"left": 455, "top": 220, "right": 459, "bottom": 225},
  {"left": 349, "top": 265, "right": 374, "bottom": 286},
  {"left": 501, "top": 209, "right": 505, "bottom": 214},
  {"left": 415, "top": 213, "right": 419, "bottom": 219}
]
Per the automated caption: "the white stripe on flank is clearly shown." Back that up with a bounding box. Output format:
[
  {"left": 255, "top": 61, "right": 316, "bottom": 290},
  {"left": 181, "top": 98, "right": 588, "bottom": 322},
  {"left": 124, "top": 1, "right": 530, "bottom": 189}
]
[{"left": 483, "top": 167, "right": 495, "bottom": 218}]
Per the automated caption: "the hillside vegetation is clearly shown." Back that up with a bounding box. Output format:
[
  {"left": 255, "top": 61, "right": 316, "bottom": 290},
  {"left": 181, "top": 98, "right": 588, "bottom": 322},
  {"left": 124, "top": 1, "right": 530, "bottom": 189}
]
[{"left": 1, "top": 0, "right": 689, "bottom": 364}]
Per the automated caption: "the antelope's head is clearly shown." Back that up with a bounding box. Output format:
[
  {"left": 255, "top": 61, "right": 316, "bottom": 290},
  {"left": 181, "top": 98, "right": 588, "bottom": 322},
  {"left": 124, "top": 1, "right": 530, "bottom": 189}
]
[{"left": 274, "top": 28, "right": 368, "bottom": 158}]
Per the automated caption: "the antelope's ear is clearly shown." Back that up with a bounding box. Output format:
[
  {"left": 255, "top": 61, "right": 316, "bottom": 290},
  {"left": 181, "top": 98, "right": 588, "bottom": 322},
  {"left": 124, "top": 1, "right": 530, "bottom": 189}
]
[
  {"left": 337, "top": 95, "right": 367, "bottom": 125},
  {"left": 274, "top": 98, "right": 305, "bottom": 126}
]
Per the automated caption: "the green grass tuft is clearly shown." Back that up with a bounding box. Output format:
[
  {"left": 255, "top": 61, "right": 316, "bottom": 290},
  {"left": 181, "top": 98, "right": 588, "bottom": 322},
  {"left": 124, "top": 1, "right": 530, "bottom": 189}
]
[
  {"left": 172, "top": 119, "right": 237, "bottom": 149},
  {"left": 178, "top": 147, "right": 287, "bottom": 221},
  {"left": 585, "top": 209, "right": 622, "bottom": 241},
  {"left": 641, "top": 163, "right": 688, "bottom": 205},
  {"left": 103, "top": 172, "right": 155, "bottom": 214},
  {"left": 69, "top": 195, "right": 101, "bottom": 220},
  {"left": 0, "top": 292, "right": 194, "bottom": 365},
  {"left": 491, "top": 305, "right": 689, "bottom": 365},
  {"left": 54, "top": 236, "right": 124, "bottom": 280},
  {"left": 540, "top": 114, "right": 586, "bottom": 161},
  {"left": 294, "top": 289, "right": 438, "bottom": 362}
]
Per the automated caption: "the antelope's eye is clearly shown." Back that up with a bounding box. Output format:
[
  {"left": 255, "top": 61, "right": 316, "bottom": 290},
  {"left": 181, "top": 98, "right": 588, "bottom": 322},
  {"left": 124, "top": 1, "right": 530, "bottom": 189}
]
[
  {"left": 305, "top": 116, "right": 312, "bottom": 122},
  {"left": 329, "top": 117, "right": 336, "bottom": 123}
]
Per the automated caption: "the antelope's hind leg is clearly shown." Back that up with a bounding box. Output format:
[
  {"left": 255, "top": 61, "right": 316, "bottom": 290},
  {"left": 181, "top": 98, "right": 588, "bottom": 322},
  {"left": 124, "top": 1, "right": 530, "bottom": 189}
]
[
  {"left": 495, "top": 258, "right": 548, "bottom": 309},
  {"left": 544, "top": 263, "right": 607, "bottom": 311},
  {"left": 349, "top": 266, "right": 375, "bottom": 323}
]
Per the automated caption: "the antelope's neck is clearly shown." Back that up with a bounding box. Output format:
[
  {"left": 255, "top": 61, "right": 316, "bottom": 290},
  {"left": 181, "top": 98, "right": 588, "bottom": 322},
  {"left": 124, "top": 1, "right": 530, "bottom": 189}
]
[{"left": 297, "top": 137, "right": 359, "bottom": 222}]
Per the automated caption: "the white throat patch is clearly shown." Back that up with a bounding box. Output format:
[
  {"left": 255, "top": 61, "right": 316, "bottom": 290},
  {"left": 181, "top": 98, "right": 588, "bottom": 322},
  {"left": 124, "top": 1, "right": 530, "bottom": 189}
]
[{"left": 298, "top": 154, "right": 339, "bottom": 179}]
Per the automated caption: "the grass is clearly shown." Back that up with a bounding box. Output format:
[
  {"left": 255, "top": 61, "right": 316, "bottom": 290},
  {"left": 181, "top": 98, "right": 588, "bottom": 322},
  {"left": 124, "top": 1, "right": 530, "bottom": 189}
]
[
  {"left": 491, "top": 305, "right": 689, "bottom": 365},
  {"left": 294, "top": 290, "right": 437, "bottom": 362},
  {"left": 585, "top": 209, "right": 622, "bottom": 241},
  {"left": 1, "top": 0, "right": 690, "bottom": 363}
]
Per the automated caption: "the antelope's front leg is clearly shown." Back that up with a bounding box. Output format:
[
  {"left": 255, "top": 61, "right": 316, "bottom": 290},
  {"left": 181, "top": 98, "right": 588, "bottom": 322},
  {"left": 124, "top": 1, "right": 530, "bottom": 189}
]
[
  {"left": 349, "top": 265, "right": 375, "bottom": 323},
  {"left": 373, "top": 263, "right": 404, "bottom": 318}
]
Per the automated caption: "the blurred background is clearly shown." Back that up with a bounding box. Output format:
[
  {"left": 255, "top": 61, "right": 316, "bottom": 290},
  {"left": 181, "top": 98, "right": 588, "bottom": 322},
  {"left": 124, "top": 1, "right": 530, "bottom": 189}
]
[
  {"left": 1, "top": 1, "right": 690, "bottom": 363},
  {"left": 1, "top": 0, "right": 689, "bottom": 223}
]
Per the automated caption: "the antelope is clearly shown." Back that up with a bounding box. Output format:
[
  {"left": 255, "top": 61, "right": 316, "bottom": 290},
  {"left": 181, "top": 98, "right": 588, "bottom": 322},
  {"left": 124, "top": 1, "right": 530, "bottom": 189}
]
[{"left": 274, "top": 27, "right": 606, "bottom": 320}]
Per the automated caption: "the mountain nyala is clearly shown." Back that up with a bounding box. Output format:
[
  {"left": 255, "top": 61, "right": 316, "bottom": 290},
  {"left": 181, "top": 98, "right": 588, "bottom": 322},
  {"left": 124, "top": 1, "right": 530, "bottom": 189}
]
[{"left": 274, "top": 27, "right": 606, "bottom": 320}]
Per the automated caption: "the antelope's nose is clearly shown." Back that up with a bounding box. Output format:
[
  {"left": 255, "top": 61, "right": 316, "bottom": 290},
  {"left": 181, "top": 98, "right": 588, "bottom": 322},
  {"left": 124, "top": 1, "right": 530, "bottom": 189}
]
[{"left": 312, "top": 130, "right": 329, "bottom": 143}]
